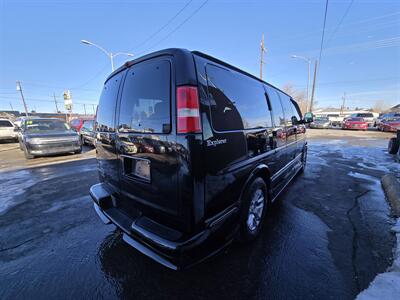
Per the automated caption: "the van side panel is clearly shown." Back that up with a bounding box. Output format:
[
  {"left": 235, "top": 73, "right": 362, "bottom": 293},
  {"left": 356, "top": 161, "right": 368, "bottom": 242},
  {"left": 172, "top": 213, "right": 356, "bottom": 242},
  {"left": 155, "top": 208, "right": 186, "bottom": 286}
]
[{"left": 194, "top": 55, "right": 284, "bottom": 219}]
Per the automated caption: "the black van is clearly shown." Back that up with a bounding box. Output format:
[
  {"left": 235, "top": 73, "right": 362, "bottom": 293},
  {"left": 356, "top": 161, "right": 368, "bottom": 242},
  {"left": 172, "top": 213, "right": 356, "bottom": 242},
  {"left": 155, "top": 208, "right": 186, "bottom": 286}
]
[{"left": 90, "top": 48, "right": 313, "bottom": 270}]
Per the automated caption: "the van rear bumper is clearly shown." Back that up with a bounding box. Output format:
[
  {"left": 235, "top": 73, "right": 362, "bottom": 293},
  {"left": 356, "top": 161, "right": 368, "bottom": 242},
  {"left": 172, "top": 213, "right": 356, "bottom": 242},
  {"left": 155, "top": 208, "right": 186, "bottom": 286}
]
[{"left": 90, "top": 183, "right": 238, "bottom": 270}]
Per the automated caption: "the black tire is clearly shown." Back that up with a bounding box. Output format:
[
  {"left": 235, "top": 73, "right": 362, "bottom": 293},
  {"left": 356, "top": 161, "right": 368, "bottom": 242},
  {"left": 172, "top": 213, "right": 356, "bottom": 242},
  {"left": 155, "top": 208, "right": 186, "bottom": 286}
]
[
  {"left": 81, "top": 136, "right": 86, "bottom": 146},
  {"left": 74, "top": 146, "right": 82, "bottom": 154},
  {"left": 238, "top": 177, "right": 268, "bottom": 243},
  {"left": 23, "top": 146, "right": 34, "bottom": 159},
  {"left": 388, "top": 137, "right": 400, "bottom": 154}
]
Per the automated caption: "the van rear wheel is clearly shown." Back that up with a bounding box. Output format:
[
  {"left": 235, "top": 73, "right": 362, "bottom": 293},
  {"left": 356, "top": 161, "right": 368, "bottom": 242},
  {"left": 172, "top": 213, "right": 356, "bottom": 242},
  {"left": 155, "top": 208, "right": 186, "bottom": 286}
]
[{"left": 238, "top": 177, "right": 268, "bottom": 242}]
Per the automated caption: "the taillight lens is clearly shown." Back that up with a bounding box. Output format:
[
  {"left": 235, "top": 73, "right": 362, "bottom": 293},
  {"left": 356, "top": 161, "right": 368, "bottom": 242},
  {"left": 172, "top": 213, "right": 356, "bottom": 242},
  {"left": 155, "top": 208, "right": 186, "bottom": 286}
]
[{"left": 177, "top": 86, "right": 201, "bottom": 133}]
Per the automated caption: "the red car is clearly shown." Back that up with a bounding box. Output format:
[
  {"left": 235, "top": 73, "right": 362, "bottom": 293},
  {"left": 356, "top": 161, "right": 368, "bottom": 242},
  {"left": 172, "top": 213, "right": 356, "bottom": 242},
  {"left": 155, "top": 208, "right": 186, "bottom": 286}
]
[
  {"left": 69, "top": 118, "right": 94, "bottom": 132},
  {"left": 380, "top": 118, "right": 400, "bottom": 132},
  {"left": 342, "top": 117, "right": 368, "bottom": 130}
]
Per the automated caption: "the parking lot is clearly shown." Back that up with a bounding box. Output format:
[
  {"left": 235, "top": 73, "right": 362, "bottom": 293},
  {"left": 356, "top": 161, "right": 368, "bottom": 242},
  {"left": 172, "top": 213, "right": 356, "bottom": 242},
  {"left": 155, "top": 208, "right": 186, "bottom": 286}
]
[{"left": 0, "top": 129, "right": 399, "bottom": 300}]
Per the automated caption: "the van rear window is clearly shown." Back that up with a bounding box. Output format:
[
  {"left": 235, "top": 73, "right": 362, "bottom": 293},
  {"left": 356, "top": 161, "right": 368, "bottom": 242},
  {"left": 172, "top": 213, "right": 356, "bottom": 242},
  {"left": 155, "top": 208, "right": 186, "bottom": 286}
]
[{"left": 118, "top": 60, "right": 171, "bottom": 133}]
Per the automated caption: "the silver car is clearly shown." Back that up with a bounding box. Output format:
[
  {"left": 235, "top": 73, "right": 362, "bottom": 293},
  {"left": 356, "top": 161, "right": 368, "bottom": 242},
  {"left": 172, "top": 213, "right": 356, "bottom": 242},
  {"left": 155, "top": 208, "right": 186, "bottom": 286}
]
[
  {"left": 18, "top": 118, "right": 81, "bottom": 159},
  {"left": 310, "top": 117, "right": 330, "bottom": 129},
  {"left": 0, "top": 119, "right": 18, "bottom": 141}
]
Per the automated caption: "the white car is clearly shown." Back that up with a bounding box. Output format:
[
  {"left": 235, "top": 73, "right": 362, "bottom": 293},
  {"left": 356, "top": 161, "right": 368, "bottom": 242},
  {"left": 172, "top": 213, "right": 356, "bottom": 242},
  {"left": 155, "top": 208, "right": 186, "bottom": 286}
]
[
  {"left": 0, "top": 119, "right": 18, "bottom": 141},
  {"left": 351, "top": 113, "right": 376, "bottom": 127},
  {"left": 327, "top": 114, "right": 345, "bottom": 126}
]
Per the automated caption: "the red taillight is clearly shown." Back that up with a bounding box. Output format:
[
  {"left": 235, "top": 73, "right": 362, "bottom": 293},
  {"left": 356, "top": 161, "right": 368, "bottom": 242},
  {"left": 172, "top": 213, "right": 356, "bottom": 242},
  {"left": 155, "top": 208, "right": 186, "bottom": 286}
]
[{"left": 177, "top": 86, "right": 201, "bottom": 133}]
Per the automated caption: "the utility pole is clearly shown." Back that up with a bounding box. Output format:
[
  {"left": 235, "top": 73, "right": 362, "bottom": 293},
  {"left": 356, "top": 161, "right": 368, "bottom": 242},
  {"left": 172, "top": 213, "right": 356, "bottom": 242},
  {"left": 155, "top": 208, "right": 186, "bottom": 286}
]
[
  {"left": 83, "top": 104, "right": 87, "bottom": 115},
  {"left": 53, "top": 93, "right": 59, "bottom": 113},
  {"left": 9, "top": 102, "right": 14, "bottom": 111},
  {"left": 16, "top": 81, "right": 29, "bottom": 117},
  {"left": 309, "top": 60, "right": 318, "bottom": 112},
  {"left": 340, "top": 92, "right": 346, "bottom": 115},
  {"left": 260, "top": 34, "right": 266, "bottom": 80},
  {"left": 92, "top": 104, "right": 96, "bottom": 115}
]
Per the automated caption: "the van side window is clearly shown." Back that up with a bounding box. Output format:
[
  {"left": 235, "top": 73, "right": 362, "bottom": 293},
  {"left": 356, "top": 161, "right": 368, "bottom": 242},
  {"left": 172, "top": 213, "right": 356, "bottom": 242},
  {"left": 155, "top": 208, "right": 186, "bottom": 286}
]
[
  {"left": 278, "top": 92, "right": 295, "bottom": 126},
  {"left": 96, "top": 72, "right": 124, "bottom": 132},
  {"left": 206, "top": 65, "right": 271, "bottom": 131},
  {"left": 118, "top": 60, "right": 171, "bottom": 134},
  {"left": 264, "top": 85, "right": 285, "bottom": 127}
]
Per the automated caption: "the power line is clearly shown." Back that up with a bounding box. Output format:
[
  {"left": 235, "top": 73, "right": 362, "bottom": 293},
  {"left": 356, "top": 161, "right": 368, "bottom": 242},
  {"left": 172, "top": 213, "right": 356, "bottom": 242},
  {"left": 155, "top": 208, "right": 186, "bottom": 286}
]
[
  {"left": 71, "top": 63, "right": 110, "bottom": 90},
  {"left": 325, "top": 0, "right": 354, "bottom": 47},
  {"left": 318, "top": 0, "right": 330, "bottom": 65},
  {"left": 137, "top": 0, "right": 209, "bottom": 56},
  {"left": 0, "top": 95, "right": 97, "bottom": 105},
  {"left": 130, "top": 0, "right": 194, "bottom": 51}
]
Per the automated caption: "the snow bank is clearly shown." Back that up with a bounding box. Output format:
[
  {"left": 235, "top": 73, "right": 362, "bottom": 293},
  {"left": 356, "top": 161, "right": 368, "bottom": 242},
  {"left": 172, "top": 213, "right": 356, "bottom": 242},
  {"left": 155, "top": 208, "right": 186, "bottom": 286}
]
[{"left": 356, "top": 219, "right": 400, "bottom": 300}]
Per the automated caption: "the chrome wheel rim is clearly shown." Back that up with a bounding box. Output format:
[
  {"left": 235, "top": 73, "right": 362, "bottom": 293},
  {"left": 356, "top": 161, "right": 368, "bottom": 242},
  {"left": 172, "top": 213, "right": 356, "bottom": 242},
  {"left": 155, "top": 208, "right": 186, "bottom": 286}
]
[{"left": 247, "top": 188, "right": 265, "bottom": 231}]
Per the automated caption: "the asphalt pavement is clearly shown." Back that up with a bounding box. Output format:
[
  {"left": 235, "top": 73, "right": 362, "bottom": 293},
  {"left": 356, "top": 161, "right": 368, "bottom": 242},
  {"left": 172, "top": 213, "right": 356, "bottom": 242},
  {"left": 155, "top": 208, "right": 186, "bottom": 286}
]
[{"left": 0, "top": 129, "right": 399, "bottom": 300}]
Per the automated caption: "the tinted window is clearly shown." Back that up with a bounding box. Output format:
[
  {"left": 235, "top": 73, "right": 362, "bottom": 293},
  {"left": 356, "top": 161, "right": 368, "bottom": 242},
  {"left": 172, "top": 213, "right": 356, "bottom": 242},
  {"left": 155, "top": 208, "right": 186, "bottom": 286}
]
[
  {"left": 207, "top": 65, "right": 271, "bottom": 131},
  {"left": 118, "top": 60, "right": 170, "bottom": 133},
  {"left": 0, "top": 120, "right": 13, "bottom": 127},
  {"left": 70, "top": 119, "right": 81, "bottom": 126},
  {"left": 358, "top": 113, "right": 373, "bottom": 118},
  {"left": 83, "top": 120, "right": 94, "bottom": 130},
  {"left": 278, "top": 92, "right": 295, "bottom": 126},
  {"left": 97, "top": 72, "right": 124, "bottom": 132},
  {"left": 265, "top": 85, "right": 285, "bottom": 127},
  {"left": 24, "top": 119, "right": 69, "bottom": 132}
]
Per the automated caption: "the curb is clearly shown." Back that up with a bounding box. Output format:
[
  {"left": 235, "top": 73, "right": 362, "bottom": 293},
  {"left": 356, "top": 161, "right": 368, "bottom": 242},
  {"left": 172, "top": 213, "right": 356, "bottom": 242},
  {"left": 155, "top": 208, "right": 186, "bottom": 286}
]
[{"left": 381, "top": 174, "right": 400, "bottom": 217}]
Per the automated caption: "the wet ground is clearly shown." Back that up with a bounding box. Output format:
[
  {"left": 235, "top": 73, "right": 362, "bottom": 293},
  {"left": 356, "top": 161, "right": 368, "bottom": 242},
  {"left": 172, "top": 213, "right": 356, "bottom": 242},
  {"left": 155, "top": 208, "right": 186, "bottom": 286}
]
[{"left": 0, "top": 129, "right": 399, "bottom": 300}]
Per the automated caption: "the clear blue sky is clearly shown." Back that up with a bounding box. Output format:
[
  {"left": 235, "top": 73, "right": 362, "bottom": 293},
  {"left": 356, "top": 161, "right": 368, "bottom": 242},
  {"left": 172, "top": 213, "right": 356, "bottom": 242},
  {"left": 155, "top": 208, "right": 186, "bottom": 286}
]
[{"left": 0, "top": 0, "right": 399, "bottom": 114}]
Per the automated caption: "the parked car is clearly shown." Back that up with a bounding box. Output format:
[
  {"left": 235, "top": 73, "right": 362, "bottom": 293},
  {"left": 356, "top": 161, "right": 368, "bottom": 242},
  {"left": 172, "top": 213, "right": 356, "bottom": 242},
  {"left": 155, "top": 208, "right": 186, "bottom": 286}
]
[
  {"left": 351, "top": 112, "right": 375, "bottom": 127},
  {"left": 90, "top": 48, "right": 313, "bottom": 270},
  {"left": 80, "top": 119, "right": 96, "bottom": 146},
  {"left": 327, "top": 114, "right": 344, "bottom": 126},
  {"left": 18, "top": 118, "right": 81, "bottom": 159},
  {"left": 380, "top": 117, "right": 400, "bottom": 132},
  {"left": 376, "top": 113, "right": 400, "bottom": 128},
  {"left": 342, "top": 117, "right": 369, "bottom": 130},
  {"left": 0, "top": 119, "right": 18, "bottom": 141},
  {"left": 69, "top": 118, "right": 89, "bottom": 132},
  {"left": 310, "top": 117, "right": 330, "bottom": 129}
]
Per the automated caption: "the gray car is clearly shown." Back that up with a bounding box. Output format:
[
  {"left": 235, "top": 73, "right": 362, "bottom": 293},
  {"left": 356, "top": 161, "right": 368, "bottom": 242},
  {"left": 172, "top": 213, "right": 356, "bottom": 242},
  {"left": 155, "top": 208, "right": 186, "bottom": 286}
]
[
  {"left": 18, "top": 118, "right": 81, "bottom": 159},
  {"left": 310, "top": 117, "right": 330, "bottom": 129}
]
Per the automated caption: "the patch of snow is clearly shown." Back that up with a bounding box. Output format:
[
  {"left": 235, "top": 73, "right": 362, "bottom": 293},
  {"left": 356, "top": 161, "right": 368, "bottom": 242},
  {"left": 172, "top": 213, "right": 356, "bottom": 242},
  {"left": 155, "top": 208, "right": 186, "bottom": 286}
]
[
  {"left": 348, "top": 171, "right": 380, "bottom": 184},
  {"left": 0, "top": 170, "right": 36, "bottom": 215},
  {"left": 356, "top": 219, "right": 400, "bottom": 300}
]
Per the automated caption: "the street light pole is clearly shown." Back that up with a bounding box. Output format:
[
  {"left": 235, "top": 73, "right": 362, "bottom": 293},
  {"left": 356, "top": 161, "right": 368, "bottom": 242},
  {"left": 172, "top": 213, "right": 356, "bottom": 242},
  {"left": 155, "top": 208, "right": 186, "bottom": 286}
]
[
  {"left": 80, "top": 40, "right": 134, "bottom": 71},
  {"left": 291, "top": 55, "right": 311, "bottom": 111}
]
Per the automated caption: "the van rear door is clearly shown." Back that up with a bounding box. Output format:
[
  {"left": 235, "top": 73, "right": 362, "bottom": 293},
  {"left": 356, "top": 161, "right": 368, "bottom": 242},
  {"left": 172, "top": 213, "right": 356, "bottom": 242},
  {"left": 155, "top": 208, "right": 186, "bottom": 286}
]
[{"left": 115, "top": 58, "right": 182, "bottom": 229}]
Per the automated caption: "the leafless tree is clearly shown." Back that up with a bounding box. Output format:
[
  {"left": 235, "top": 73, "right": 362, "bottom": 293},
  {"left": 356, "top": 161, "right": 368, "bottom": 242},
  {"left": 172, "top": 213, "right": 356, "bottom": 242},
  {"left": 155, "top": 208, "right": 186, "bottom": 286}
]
[
  {"left": 371, "top": 100, "right": 386, "bottom": 113},
  {"left": 281, "top": 83, "right": 308, "bottom": 113}
]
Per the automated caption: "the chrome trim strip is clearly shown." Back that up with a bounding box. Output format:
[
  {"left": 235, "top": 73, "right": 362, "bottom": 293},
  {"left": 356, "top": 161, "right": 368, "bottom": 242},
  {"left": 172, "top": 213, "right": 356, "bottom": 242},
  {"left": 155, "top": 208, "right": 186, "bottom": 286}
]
[{"left": 271, "top": 152, "right": 302, "bottom": 182}]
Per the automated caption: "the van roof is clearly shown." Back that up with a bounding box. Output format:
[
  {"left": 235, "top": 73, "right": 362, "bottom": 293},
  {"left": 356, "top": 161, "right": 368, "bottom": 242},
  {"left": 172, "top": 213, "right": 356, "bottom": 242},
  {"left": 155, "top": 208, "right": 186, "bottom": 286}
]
[{"left": 106, "top": 48, "right": 292, "bottom": 99}]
